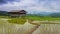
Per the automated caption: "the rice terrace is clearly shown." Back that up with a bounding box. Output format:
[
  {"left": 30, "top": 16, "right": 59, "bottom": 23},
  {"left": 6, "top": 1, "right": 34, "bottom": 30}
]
[
  {"left": 0, "top": 10, "right": 60, "bottom": 34},
  {"left": 0, "top": 0, "right": 60, "bottom": 34}
]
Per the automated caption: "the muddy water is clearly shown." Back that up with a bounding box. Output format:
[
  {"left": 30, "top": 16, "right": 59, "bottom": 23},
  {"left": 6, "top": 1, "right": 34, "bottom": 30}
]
[{"left": 0, "top": 19, "right": 60, "bottom": 34}]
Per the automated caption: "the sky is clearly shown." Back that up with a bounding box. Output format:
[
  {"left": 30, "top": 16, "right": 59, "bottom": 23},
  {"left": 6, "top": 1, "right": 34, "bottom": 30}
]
[{"left": 0, "top": 0, "right": 60, "bottom": 13}]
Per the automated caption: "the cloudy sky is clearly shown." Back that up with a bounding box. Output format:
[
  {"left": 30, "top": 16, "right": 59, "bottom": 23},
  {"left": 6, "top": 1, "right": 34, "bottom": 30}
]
[{"left": 0, "top": 0, "right": 60, "bottom": 13}]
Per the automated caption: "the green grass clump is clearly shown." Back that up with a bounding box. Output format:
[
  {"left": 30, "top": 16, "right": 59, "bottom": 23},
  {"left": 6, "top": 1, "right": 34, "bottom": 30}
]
[{"left": 8, "top": 18, "right": 26, "bottom": 24}]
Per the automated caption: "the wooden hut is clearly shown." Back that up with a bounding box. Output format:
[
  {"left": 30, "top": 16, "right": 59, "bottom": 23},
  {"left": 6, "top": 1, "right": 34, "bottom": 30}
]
[{"left": 8, "top": 10, "right": 27, "bottom": 17}]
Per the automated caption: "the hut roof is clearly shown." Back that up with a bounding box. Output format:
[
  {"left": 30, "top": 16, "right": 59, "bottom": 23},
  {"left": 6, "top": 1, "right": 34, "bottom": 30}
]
[{"left": 8, "top": 10, "right": 27, "bottom": 14}]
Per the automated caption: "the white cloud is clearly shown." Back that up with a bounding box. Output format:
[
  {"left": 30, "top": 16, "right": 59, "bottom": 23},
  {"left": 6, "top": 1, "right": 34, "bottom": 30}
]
[{"left": 0, "top": 0, "right": 60, "bottom": 13}]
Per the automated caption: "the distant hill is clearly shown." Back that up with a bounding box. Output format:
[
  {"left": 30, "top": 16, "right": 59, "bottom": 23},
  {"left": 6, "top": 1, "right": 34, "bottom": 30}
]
[
  {"left": 0, "top": 11, "right": 8, "bottom": 16},
  {"left": 49, "top": 13, "right": 60, "bottom": 17},
  {"left": 0, "top": 10, "right": 60, "bottom": 18}
]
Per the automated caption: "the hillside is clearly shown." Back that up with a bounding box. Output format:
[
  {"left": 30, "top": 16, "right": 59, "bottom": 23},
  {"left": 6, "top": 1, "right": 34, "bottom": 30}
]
[
  {"left": 49, "top": 13, "right": 60, "bottom": 17},
  {"left": 0, "top": 11, "right": 7, "bottom": 16}
]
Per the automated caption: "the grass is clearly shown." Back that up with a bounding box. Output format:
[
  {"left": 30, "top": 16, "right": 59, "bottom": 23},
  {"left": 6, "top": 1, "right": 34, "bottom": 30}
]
[
  {"left": 8, "top": 17, "right": 26, "bottom": 24},
  {"left": 0, "top": 16, "right": 26, "bottom": 24},
  {"left": 0, "top": 16, "right": 60, "bottom": 34},
  {"left": 0, "top": 15, "right": 60, "bottom": 24},
  {"left": 26, "top": 15, "right": 60, "bottom": 21}
]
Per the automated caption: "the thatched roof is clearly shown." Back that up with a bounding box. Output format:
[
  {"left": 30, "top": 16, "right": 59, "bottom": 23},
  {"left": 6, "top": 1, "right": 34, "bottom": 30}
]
[{"left": 8, "top": 10, "right": 27, "bottom": 14}]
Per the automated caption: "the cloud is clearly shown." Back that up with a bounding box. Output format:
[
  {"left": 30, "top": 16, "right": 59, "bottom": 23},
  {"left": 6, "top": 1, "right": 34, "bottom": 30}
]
[
  {"left": 0, "top": 0, "right": 20, "bottom": 4},
  {"left": 0, "top": 0, "right": 60, "bottom": 13}
]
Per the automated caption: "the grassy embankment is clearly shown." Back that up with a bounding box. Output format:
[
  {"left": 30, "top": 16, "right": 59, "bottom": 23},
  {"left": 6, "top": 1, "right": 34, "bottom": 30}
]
[
  {"left": 0, "top": 16, "right": 26, "bottom": 24},
  {"left": 0, "top": 15, "right": 60, "bottom": 24},
  {"left": 26, "top": 15, "right": 60, "bottom": 21}
]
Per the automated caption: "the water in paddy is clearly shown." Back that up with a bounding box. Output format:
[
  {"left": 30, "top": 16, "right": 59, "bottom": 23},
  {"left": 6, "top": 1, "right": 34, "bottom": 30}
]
[{"left": 0, "top": 19, "right": 60, "bottom": 34}]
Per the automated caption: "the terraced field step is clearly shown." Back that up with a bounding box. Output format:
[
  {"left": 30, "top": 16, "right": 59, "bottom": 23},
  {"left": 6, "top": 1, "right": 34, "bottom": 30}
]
[{"left": 32, "top": 20, "right": 60, "bottom": 24}]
